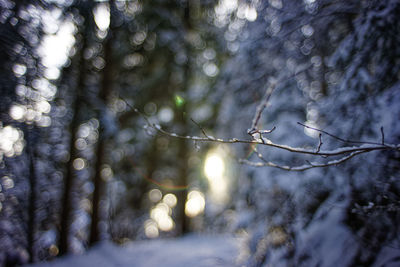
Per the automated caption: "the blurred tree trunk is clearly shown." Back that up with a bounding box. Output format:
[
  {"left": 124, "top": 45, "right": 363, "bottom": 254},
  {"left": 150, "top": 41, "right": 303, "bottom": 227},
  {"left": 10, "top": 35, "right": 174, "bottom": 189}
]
[
  {"left": 89, "top": 0, "right": 115, "bottom": 245},
  {"left": 175, "top": 120, "right": 189, "bottom": 235},
  {"left": 59, "top": 9, "right": 90, "bottom": 255},
  {"left": 175, "top": 1, "right": 193, "bottom": 235},
  {"left": 27, "top": 127, "right": 37, "bottom": 263}
]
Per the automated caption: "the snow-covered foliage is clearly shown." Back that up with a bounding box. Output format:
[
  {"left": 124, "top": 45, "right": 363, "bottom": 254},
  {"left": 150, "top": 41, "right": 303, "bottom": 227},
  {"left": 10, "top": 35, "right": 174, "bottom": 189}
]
[{"left": 214, "top": 0, "right": 400, "bottom": 266}]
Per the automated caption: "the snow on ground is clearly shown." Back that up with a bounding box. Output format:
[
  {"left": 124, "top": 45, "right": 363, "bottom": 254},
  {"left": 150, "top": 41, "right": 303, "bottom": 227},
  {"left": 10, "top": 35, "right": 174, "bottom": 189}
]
[{"left": 27, "top": 235, "right": 243, "bottom": 267}]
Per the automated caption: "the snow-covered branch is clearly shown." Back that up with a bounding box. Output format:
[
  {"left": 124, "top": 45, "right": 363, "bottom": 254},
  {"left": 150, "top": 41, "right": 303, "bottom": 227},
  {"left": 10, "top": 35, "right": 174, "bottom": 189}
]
[{"left": 121, "top": 98, "right": 399, "bottom": 171}]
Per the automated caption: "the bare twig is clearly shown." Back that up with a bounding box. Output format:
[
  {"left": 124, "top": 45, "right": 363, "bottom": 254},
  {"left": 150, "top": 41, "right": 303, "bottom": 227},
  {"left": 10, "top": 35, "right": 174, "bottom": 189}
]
[
  {"left": 190, "top": 118, "right": 210, "bottom": 139},
  {"left": 240, "top": 150, "right": 370, "bottom": 171},
  {"left": 316, "top": 133, "right": 323, "bottom": 153},
  {"left": 248, "top": 83, "right": 276, "bottom": 135},
  {"left": 297, "top": 122, "right": 387, "bottom": 146}
]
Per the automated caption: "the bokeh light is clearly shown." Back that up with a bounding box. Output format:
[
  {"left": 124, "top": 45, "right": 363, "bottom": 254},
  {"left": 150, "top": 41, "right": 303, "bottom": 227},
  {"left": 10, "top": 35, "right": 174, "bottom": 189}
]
[
  {"left": 174, "top": 95, "right": 185, "bottom": 108},
  {"left": 93, "top": 2, "right": 110, "bottom": 32},
  {"left": 144, "top": 219, "right": 159, "bottom": 238},
  {"left": 185, "top": 190, "right": 205, "bottom": 218},
  {"left": 150, "top": 202, "right": 175, "bottom": 232},
  {"left": 73, "top": 158, "right": 86, "bottom": 170},
  {"left": 0, "top": 124, "right": 25, "bottom": 162},
  {"left": 149, "top": 189, "right": 162, "bottom": 203},
  {"left": 163, "top": 193, "right": 177, "bottom": 208},
  {"left": 204, "top": 150, "right": 228, "bottom": 204}
]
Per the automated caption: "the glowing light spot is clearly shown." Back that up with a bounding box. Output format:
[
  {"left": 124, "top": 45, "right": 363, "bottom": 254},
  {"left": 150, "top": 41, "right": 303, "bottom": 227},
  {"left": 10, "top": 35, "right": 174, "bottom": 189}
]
[
  {"left": 12, "top": 64, "right": 27, "bottom": 77},
  {"left": 157, "top": 215, "right": 174, "bottom": 231},
  {"left": 185, "top": 190, "right": 205, "bottom": 217},
  {"left": 149, "top": 189, "right": 162, "bottom": 203},
  {"left": 73, "top": 158, "right": 85, "bottom": 170},
  {"left": 9, "top": 105, "right": 26, "bottom": 121},
  {"left": 156, "top": 203, "right": 170, "bottom": 215},
  {"left": 158, "top": 107, "right": 174, "bottom": 123},
  {"left": 245, "top": 6, "right": 257, "bottom": 21},
  {"left": 93, "top": 3, "right": 110, "bottom": 31},
  {"left": 39, "top": 20, "right": 76, "bottom": 80},
  {"left": 163, "top": 193, "right": 177, "bottom": 208},
  {"left": 203, "top": 62, "right": 219, "bottom": 77},
  {"left": 150, "top": 203, "right": 174, "bottom": 232},
  {"left": 214, "top": 0, "right": 238, "bottom": 26},
  {"left": 174, "top": 95, "right": 185, "bottom": 108},
  {"left": 144, "top": 219, "right": 159, "bottom": 238},
  {"left": 204, "top": 154, "right": 224, "bottom": 178},
  {"left": 0, "top": 125, "right": 25, "bottom": 160},
  {"left": 45, "top": 67, "right": 60, "bottom": 80},
  {"left": 35, "top": 100, "right": 51, "bottom": 114},
  {"left": 78, "top": 124, "right": 91, "bottom": 138},
  {"left": 204, "top": 151, "right": 228, "bottom": 204}
]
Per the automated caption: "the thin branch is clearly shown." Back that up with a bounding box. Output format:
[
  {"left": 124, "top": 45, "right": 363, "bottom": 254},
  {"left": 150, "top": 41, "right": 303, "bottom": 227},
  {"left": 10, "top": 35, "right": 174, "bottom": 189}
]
[
  {"left": 316, "top": 133, "right": 323, "bottom": 153},
  {"left": 240, "top": 150, "right": 370, "bottom": 171},
  {"left": 297, "top": 122, "right": 388, "bottom": 146},
  {"left": 248, "top": 83, "right": 276, "bottom": 135},
  {"left": 190, "top": 118, "right": 210, "bottom": 139},
  {"left": 381, "top": 126, "right": 385, "bottom": 145}
]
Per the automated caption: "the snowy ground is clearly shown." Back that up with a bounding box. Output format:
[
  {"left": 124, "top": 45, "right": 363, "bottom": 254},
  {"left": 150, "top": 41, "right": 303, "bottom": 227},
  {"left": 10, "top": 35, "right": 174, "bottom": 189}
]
[{"left": 27, "top": 235, "right": 244, "bottom": 267}]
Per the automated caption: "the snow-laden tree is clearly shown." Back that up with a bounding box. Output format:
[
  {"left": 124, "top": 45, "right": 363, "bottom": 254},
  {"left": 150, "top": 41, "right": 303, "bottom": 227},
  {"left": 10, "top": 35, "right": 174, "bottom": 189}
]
[{"left": 209, "top": 0, "right": 400, "bottom": 266}]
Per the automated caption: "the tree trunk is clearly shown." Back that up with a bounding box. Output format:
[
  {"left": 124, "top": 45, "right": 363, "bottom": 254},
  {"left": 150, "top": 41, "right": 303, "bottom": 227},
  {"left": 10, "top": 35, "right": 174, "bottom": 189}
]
[
  {"left": 59, "top": 14, "right": 90, "bottom": 255},
  {"left": 27, "top": 127, "right": 37, "bottom": 263},
  {"left": 175, "top": 1, "right": 193, "bottom": 235},
  {"left": 89, "top": 0, "right": 115, "bottom": 245}
]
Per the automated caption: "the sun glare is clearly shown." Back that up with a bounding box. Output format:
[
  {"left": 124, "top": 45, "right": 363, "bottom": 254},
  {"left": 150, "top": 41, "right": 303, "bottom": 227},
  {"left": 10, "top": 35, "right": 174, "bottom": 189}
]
[
  {"left": 204, "top": 153, "right": 225, "bottom": 178},
  {"left": 204, "top": 151, "right": 229, "bottom": 204}
]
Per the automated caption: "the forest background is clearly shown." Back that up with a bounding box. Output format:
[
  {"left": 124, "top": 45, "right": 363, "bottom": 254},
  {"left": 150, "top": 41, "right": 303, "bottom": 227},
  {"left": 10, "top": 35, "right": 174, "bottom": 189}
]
[{"left": 0, "top": 0, "right": 399, "bottom": 266}]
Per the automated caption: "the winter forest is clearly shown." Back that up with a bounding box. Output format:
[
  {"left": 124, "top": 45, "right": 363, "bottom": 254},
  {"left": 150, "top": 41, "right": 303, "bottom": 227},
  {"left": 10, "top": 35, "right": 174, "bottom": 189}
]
[{"left": 0, "top": 0, "right": 399, "bottom": 266}]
